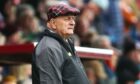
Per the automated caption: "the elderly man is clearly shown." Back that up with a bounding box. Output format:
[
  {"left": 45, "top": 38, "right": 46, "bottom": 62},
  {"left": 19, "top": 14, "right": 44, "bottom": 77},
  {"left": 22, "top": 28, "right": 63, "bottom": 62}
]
[{"left": 32, "top": 3, "right": 90, "bottom": 84}]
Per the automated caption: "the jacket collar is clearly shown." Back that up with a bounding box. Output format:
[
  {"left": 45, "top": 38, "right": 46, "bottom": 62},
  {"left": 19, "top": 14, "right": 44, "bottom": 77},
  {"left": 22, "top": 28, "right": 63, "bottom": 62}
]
[{"left": 42, "top": 29, "right": 75, "bottom": 55}]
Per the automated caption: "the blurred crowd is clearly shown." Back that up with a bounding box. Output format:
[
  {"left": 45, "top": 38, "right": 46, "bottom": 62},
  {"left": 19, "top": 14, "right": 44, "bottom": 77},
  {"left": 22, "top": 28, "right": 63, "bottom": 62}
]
[{"left": 0, "top": 0, "right": 140, "bottom": 84}]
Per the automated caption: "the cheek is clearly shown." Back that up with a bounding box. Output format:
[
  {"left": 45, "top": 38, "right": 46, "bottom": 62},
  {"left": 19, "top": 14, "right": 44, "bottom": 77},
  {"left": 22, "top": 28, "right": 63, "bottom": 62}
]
[
  {"left": 57, "top": 22, "right": 68, "bottom": 33},
  {"left": 56, "top": 23, "right": 64, "bottom": 32}
]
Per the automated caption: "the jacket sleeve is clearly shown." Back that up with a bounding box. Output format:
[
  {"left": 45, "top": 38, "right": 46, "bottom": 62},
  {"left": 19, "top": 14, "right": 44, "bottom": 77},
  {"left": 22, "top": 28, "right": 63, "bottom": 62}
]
[{"left": 36, "top": 47, "right": 64, "bottom": 84}]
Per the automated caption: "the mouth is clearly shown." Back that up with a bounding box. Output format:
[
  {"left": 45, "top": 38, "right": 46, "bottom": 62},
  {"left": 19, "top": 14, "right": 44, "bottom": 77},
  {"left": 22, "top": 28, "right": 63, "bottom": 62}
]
[
  {"left": 68, "top": 28, "right": 73, "bottom": 29},
  {"left": 68, "top": 27, "right": 74, "bottom": 29}
]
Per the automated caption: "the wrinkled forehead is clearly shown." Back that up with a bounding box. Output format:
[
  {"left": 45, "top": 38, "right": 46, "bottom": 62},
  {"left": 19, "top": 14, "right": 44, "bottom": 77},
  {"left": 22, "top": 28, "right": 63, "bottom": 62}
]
[
  {"left": 56, "top": 15, "right": 76, "bottom": 19},
  {"left": 48, "top": 15, "right": 76, "bottom": 22}
]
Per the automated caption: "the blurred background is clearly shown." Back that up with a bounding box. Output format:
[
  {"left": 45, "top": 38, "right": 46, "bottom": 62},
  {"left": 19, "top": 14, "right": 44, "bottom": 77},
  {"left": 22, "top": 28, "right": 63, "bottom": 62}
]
[{"left": 0, "top": 0, "right": 140, "bottom": 84}]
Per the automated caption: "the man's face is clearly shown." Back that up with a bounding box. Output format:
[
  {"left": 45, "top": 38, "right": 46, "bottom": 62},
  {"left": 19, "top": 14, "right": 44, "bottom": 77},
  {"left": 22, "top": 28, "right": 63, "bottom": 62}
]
[{"left": 51, "top": 15, "right": 76, "bottom": 38}]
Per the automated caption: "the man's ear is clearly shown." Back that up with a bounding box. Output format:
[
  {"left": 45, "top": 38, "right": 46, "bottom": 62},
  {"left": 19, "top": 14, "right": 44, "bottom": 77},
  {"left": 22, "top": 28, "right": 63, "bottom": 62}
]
[
  {"left": 47, "top": 19, "right": 57, "bottom": 30},
  {"left": 50, "top": 19, "right": 57, "bottom": 30}
]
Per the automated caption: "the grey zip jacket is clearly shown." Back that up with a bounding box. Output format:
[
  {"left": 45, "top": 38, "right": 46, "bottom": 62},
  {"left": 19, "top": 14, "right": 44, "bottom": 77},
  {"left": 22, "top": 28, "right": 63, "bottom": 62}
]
[{"left": 32, "top": 29, "right": 90, "bottom": 84}]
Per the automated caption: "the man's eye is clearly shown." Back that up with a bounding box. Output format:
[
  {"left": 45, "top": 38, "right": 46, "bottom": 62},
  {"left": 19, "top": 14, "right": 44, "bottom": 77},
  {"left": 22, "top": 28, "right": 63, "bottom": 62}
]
[
  {"left": 73, "top": 17, "right": 76, "bottom": 21},
  {"left": 64, "top": 17, "right": 76, "bottom": 21},
  {"left": 64, "top": 18, "right": 69, "bottom": 20}
]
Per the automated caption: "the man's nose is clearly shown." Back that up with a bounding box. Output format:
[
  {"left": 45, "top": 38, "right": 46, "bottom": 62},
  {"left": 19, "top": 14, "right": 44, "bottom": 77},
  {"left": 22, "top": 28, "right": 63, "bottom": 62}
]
[{"left": 70, "top": 19, "right": 75, "bottom": 26}]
